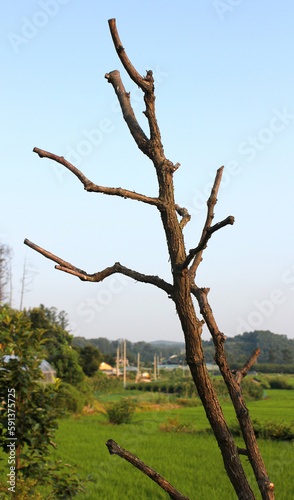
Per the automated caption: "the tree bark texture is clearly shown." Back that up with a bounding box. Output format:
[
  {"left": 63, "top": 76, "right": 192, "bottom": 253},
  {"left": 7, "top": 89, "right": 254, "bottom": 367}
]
[{"left": 25, "top": 18, "right": 275, "bottom": 500}]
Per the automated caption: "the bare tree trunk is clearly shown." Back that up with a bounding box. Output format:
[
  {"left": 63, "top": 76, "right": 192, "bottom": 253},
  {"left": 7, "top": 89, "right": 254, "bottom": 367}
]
[
  {"left": 0, "top": 242, "right": 13, "bottom": 305},
  {"left": 24, "top": 18, "right": 275, "bottom": 499},
  {"left": 19, "top": 257, "right": 37, "bottom": 311}
]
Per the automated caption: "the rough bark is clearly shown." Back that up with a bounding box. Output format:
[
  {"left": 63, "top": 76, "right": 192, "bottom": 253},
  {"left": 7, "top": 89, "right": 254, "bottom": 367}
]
[{"left": 25, "top": 18, "right": 275, "bottom": 500}]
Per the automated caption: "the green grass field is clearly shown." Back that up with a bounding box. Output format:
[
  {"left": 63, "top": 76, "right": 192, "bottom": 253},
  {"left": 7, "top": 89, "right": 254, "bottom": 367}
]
[
  {"left": 1, "top": 389, "right": 293, "bottom": 499},
  {"left": 50, "top": 389, "right": 294, "bottom": 500}
]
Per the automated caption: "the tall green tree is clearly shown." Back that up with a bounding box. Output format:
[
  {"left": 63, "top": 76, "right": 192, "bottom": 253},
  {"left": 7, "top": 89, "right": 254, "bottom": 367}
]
[
  {"left": 26, "top": 305, "right": 84, "bottom": 385},
  {"left": 0, "top": 306, "right": 88, "bottom": 498},
  {"left": 78, "top": 345, "right": 102, "bottom": 377}
]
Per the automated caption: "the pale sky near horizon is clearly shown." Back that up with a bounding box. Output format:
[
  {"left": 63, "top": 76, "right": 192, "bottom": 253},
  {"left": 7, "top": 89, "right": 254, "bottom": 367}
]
[{"left": 1, "top": 0, "right": 294, "bottom": 342}]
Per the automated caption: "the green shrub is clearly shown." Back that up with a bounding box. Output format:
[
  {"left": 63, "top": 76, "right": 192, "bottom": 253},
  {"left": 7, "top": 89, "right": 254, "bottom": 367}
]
[
  {"left": 57, "top": 383, "right": 85, "bottom": 414},
  {"left": 241, "top": 378, "right": 264, "bottom": 400},
  {"left": 176, "top": 397, "right": 201, "bottom": 407},
  {"left": 88, "top": 371, "right": 122, "bottom": 394},
  {"left": 268, "top": 376, "right": 293, "bottom": 390},
  {"left": 0, "top": 476, "right": 43, "bottom": 499},
  {"left": 160, "top": 416, "right": 196, "bottom": 433},
  {"left": 106, "top": 398, "right": 136, "bottom": 424},
  {"left": 230, "top": 418, "right": 294, "bottom": 440},
  {"left": 0, "top": 307, "right": 89, "bottom": 497}
]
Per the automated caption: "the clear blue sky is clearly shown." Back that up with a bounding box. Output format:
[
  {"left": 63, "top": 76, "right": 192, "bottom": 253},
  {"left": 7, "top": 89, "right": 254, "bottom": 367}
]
[{"left": 1, "top": 0, "right": 294, "bottom": 342}]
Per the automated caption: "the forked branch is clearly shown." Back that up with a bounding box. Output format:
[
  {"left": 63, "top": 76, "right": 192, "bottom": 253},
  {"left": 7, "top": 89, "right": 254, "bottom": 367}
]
[
  {"left": 234, "top": 348, "right": 261, "bottom": 384},
  {"left": 105, "top": 71, "right": 149, "bottom": 151},
  {"left": 107, "top": 19, "right": 164, "bottom": 161},
  {"left": 186, "top": 167, "right": 234, "bottom": 276},
  {"left": 23, "top": 239, "right": 173, "bottom": 295},
  {"left": 106, "top": 440, "right": 190, "bottom": 500},
  {"left": 33, "top": 148, "right": 160, "bottom": 207}
]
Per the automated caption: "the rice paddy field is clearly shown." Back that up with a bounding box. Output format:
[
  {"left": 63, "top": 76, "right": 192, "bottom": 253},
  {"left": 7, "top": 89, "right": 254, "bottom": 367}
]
[
  {"left": 0, "top": 388, "right": 293, "bottom": 499},
  {"left": 50, "top": 389, "right": 294, "bottom": 500}
]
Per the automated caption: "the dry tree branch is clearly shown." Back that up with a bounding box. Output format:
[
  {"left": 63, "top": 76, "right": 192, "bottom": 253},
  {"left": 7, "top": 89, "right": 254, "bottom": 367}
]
[
  {"left": 33, "top": 148, "right": 160, "bottom": 207},
  {"left": 107, "top": 18, "right": 165, "bottom": 162},
  {"left": 24, "top": 17, "right": 275, "bottom": 500},
  {"left": 185, "top": 215, "right": 234, "bottom": 270},
  {"left": 186, "top": 166, "right": 234, "bottom": 276},
  {"left": 234, "top": 348, "right": 261, "bottom": 384},
  {"left": 105, "top": 71, "right": 149, "bottom": 150},
  {"left": 106, "top": 440, "right": 190, "bottom": 500},
  {"left": 108, "top": 18, "right": 152, "bottom": 92},
  {"left": 23, "top": 239, "right": 173, "bottom": 294},
  {"left": 191, "top": 284, "right": 272, "bottom": 494}
]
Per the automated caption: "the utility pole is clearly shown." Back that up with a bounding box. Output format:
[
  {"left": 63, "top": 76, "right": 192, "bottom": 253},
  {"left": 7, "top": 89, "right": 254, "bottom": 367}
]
[
  {"left": 154, "top": 355, "right": 157, "bottom": 381},
  {"left": 137, "top": 352, "right": 140, "bottom": 382},
  {"left": 123, "top": 340, "right": 126, "bottom": 388},
  {"left": 116, "top": 346, "right": 119, "bottom": 377}
]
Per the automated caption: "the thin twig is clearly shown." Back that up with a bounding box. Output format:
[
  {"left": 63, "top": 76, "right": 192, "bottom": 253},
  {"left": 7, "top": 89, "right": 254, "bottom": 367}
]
[{"left": 186, "top": 167, "right": 234, "bottom": 276}]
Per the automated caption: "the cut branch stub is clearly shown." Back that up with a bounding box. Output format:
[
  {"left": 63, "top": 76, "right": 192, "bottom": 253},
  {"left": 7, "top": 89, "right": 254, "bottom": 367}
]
[{"left": 175, "top": 204, "right": 191, "bottom": 230}]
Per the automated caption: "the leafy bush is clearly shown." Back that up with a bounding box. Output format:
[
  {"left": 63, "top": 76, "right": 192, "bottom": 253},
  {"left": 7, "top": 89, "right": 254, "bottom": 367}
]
[
  {"left": 88, "top": 370, "right": 122, "bottom": 394},
  {"left": 212, "top": 378, "right": 228, "bottom": 397},
  {"left": 230, "top": 418, "right": 294, "bottom": 440},
  {"left": 241, "top": 378, "right": 264, "bottom": 400},
  {"left": 106, "top": 398, "right": 136, "bottom": 424},
  {"left": 268, "top": 376, "right": 293, "bottom": 390},
  {"left": 127, "top": 379, "right": 198, "bottom": 397},
  {"left": 0, "top": 477, "right": 43, "bottom": 499},
  {"left": 0, "top": 307, "right": 89, "bottom": 497},
  {"left": 176, "top": 397, "right": 201, "bottom": 407},
  {"left": 56, "top": 383, "right": 85, "bottom": 414}
]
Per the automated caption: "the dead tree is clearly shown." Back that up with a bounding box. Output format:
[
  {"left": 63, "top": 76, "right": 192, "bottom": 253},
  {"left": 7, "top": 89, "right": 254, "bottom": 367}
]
[{"left": 25, "top": 19, "right": 275, "bottom": 500}]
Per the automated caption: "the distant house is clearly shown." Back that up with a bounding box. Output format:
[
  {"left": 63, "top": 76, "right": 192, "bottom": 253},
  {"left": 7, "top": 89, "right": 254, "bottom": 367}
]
[
  {"left": 99, "top": 362, "right": 115, "bottom": 375},
  {"left": 1, "top": 355, "right": 56, "bottom": 384}
]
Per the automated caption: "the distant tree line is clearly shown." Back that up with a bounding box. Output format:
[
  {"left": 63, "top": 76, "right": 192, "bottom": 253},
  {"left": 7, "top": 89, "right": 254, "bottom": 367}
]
[
  {"left": 72, "top": 336, "right": 184, "bottom": 366},
  {"left": 73, "top": 330, "right": 294, "bottom": 367},
  {"left": 2, "top": 302, "right": 294, "bottom": 377}
]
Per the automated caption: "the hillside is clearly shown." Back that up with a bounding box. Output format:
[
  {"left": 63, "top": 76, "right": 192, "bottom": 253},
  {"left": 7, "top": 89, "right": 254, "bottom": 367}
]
[{"left": 72, "top": 330, "right": 294, "bottom": 366}]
